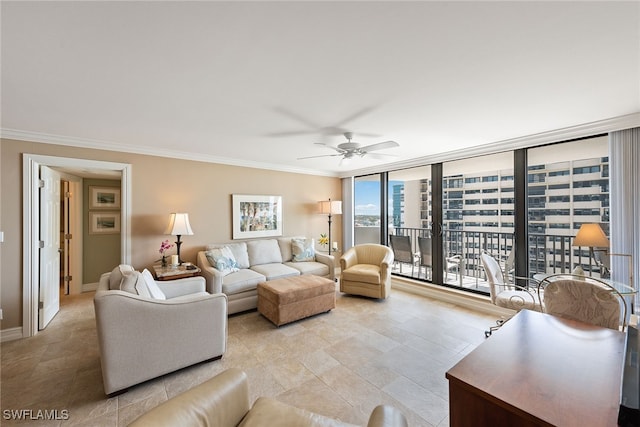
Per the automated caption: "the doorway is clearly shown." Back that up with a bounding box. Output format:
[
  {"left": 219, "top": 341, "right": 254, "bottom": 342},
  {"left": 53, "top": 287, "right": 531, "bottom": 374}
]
[{"left": 22, "top": 154, "right": 132, "bottom": 338}]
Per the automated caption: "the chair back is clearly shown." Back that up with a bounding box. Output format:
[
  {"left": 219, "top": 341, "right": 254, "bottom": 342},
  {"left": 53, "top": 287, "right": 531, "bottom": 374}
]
[
  {"left": 538, "top": 275, "right": 626, "bottom": 331},
  {"left": 481, "top": 252, "right": 505, "bottom": 304},
  {"left": 417, "top": 236, "right": 432, "bottom": 268},
  {"left": 352, "top": 244, "right": 394, "bottom": 266},
  {"left": 389, "top": 235, "right": 414, "bottom": 264}
]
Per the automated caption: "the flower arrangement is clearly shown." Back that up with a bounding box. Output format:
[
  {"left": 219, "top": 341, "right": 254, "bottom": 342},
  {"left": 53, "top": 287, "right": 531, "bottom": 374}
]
[
  {"left": 158, "top": 240, "right": 174, "bottom": 266},
  {"left": 318, "top": 233, "right": 328, "bottom": 247}
]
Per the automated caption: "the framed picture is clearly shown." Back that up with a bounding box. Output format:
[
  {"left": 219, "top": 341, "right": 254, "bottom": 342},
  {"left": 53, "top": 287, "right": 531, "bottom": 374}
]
[
  {"left": 89, "top": 186, "right": 121, "bottom": 209},
  {"left": 232, "top": 194, "right": 282, "bottom": 239},
  {"left": 89, "top": 211, "right": 121, "bottom": 234}
]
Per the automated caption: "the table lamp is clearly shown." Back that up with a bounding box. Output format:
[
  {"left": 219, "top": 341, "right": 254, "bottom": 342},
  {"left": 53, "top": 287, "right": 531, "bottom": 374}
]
[
  {"left": 573, "top": 223, "right": 633, "bottom": 287},
  {"left": 165, "top": 213, "right": 193, "bottom": 264},
  {"left": 318, "top": 199, "right": 342, "bottom": 256}
]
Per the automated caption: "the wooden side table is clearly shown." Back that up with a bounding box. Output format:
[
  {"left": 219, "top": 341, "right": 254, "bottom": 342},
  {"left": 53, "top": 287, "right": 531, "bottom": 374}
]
[{"left": 153, "top": 265, "right": 201, "bottom": 281}]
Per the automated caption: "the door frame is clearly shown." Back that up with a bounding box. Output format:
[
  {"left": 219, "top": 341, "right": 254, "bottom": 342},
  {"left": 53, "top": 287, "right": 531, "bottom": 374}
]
[{"left": 22, "top": 154, "right": 132, "bottom": 338}]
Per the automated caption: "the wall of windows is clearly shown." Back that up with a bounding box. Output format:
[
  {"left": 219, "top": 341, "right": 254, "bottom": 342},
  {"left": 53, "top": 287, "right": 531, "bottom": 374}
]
[{"left": 351, "top": 134, "right": 611, "bottom": 296}]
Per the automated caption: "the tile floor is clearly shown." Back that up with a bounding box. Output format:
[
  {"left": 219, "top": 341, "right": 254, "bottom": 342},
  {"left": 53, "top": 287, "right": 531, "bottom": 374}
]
[{"left": 1, "top": 285, "right": 496, "bottom": 426}]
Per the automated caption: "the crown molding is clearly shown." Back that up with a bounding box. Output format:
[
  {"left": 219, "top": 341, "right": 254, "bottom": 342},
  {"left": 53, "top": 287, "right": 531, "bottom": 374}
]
[
  {"left": 0, "top": 128, "right": 339, "bottom": 177},
  {"left": 3, "top": 112, "right": 638, "bottom": 179},
  {"left": 341, "top": 113, "right": 640, "bottom": 178}
]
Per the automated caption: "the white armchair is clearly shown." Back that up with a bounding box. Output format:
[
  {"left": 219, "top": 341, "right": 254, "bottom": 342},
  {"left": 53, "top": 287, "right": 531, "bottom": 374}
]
[{"left": 94, "top": 267, "right": 228, "bottom": 395}]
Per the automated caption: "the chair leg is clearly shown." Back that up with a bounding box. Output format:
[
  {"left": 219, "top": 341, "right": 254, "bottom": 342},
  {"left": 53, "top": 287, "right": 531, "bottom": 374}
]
[{"left": 484, "top": 317, "right": 509, "bottom": 338}]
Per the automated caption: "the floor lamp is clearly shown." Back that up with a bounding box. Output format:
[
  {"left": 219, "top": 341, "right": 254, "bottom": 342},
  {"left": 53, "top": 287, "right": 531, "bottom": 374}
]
[
  {"left": 573, "top": 223, "right": 634, "bottom": 288},
  {"left": 165, "top": 212, "right": 194, "bottom": 264},
  {"left": 318, "top": 199, "right": 342, "bottom": 256}
]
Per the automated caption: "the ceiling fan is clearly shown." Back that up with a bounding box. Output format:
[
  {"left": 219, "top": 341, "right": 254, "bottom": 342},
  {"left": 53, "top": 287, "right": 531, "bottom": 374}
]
[{"left": 298, "top": 132, "right": 399, "bottom": 164}]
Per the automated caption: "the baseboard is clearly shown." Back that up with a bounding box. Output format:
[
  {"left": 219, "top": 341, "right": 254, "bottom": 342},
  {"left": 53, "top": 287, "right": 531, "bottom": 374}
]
[
  {"left": 391, "top": 277, "right": 514, "bottom": 318},
  {"left": 1, "top": 327, "right": 24, "bottom": 342}
]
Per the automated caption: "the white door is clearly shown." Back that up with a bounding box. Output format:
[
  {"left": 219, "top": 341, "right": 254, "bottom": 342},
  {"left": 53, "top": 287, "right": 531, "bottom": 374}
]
[{"left": 39, "top": 166, "right": 61, "bottom": 329}]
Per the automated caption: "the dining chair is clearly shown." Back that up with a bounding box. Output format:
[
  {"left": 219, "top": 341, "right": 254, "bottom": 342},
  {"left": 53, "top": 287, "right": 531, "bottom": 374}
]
[
  {"left": 417, "top": 236, "right": 433, "bottom": 280},
  {"left": 481, "top": 252, "right": 542, "bottom": 337},
  {"left": 537, "top": 274, "right": 627, "bottom": 331},
  {"left": 389, "top": 235, "right": 416, "bottom": 276}
]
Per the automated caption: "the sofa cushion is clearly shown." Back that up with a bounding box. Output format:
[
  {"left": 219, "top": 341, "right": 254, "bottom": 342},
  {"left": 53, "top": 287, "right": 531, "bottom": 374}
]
[
  {"left": 247, "top": 240, "right": 282, "bottom": 266},
  {"left": 250, "top": 263, "right": 299, "bottom": 281},
  {"left": 109, "top": 264, "right": 135, "bottom": 290},
  {"left": 342, "top": 265, "right": 382, "bottom": 285},
  {"left": 207, "top": 242, "right": 250, "bottom": 269},
  {"left": 142, "top": 269, "right": 166, "bottom": 300},
  {"left": 291, "top": 238, "right": 315, "bottom": 262},
  {"left": 284, "top": 261, "right": 329, "bottom": 277},
  {"left": 205, "top": 246, "right": 240, "bottom": 276},
  {"left": 222, "top": 269, "right": 267, "bottom": 295},
  {"left": 277, "top": 237, "right": 294, "bottom": 262}
]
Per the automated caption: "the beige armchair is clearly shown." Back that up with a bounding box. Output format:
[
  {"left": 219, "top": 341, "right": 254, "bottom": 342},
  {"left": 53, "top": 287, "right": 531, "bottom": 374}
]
[
  {"left": 340, "top": 244, "right": 394, "bottom": 299},
  {"left": 130, "top": 368, "right": 408, "bottom": 427},
  {"left": 94, "top": 269, "right": 228, "bottom": 395}
]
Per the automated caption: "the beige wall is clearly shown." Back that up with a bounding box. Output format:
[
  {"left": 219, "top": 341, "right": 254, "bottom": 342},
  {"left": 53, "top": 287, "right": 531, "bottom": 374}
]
[{"left": 1, "top": 138, "right": 342, "bottom": 331}]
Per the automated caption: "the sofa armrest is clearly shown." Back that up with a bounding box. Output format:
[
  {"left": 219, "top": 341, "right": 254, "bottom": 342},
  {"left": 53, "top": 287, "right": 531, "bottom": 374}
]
[
  {"left": 314, "top": 252, "right": 335, "bottom": 279},
  {"left": 197, "top": 251, "right": 224, "bottom": 294},
  {"left": 157, "top": 276, "right": 206, "bottom": 298},
  {"left": 367, "top": 405, "right": 408, "bottom": 427},
  {"left": 97, "top": 272, "right": 111, "bottom": 291},
  {"left": 94, "top": 290, "right": 228, "bottom": 395},
  {"left": 129, "top": 368, "right": 250, "bottom": 427}
]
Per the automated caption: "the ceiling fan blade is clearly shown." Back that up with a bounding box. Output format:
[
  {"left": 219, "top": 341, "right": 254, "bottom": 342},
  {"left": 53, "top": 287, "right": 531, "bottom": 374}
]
[
  {"left": 359, "top": 140, "right": 399, "bottom": 152},
  {"left": 266, "top": 129, "right": 318, "bottom": 137},
  {"left": 314, "top": 142, "right": 345, "bottom": 154},
  {"left": 366, "top": 153, "right": 399, "bottom": 160},
  {"left": 297, "top": 154, "right": 342, "bottom": 160},
  {"left": 334, "top": 106, "right": 377, "bottom": 127}
]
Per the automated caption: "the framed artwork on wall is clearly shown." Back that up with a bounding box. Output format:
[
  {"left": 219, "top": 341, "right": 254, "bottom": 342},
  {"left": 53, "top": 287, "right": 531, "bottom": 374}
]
[
  {"left": 232, "top": 194, "right": 282, "bottom": 239},
  {"left": 89, "top": 211, "right": 121, "bottom": 234},
  {"left": 89, "top": 186, "right": 121, "bottom": 209}
]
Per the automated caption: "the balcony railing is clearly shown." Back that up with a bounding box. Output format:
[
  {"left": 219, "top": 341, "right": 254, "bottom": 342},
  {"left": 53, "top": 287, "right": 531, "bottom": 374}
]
[{"left": 385, "top": 227, "right": 606, "bottom": 295}]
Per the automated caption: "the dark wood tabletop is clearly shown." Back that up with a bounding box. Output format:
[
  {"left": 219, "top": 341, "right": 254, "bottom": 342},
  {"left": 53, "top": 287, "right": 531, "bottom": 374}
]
[{"left": 446, "top": 309, "right": 626, "bottom": 427}]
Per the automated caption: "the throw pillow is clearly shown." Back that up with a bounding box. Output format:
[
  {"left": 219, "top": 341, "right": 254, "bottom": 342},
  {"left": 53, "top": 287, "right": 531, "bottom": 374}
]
[
  {"left": 206, "top": 242, "right": 250, "bottom": 269},
  {"left": 109, "top": 264, "right": 135, "bottom": 290},
  {"left": 119, "top": 271, "right": 140, "bottom": 294},
  {"left": 205, "top": 246, "right": 240, "bottom": 276},
  {"left": 141, "top": 268, "right": 166, "bottom": 300},
  {"left": 292, "top": 238, "right": 315, "bottom": 262},
  {"left": 135, "top": 276, "right": 152, "bottom": 298}
]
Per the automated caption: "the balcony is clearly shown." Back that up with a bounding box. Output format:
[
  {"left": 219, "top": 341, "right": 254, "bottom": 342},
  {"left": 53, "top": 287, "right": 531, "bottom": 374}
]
[{"left": 383, "top": 227, "right": 607, "bottom": 295}]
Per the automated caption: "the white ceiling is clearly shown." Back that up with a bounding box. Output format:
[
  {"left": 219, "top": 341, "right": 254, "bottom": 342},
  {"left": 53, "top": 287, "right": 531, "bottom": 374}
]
[{"left": 2, "top": 1, "right": 639, "bottom": 176}]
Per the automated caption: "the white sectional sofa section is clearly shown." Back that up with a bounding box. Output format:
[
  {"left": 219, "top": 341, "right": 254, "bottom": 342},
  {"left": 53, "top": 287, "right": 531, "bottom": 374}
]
[{"left": 196, "top": 237, "right": 335, "bottom": 315}]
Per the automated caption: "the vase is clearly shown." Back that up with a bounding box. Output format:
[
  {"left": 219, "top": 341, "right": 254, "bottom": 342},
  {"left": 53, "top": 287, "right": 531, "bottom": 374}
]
[{"left": 161, "top": 255, "right": 168, "bottom": 267}]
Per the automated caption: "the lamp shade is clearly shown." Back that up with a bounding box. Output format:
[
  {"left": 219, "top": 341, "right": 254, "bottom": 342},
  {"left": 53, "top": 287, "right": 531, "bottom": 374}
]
[
  {"left": 573, "top": 223, "right": 610, "bottom": 248},
  {"left": 318, "top": 200, "right": 342, "bottom": 215},
  {"left": 165, "top": 213, "right": 194, "bottom": 236}
]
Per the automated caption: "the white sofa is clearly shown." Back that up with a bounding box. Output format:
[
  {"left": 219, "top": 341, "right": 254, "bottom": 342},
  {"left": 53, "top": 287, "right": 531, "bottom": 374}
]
[
  {"left": 196, "top": 237, "right": 335, "bottom": 315},
  {"left": 94, "top": 265, "right": 227, "bottom": 395}
]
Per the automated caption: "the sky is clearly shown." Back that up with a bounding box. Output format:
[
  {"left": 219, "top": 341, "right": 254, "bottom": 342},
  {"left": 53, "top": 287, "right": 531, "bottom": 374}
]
[{"left": 354, "top": 180, "right": 402, "bottom": 216}]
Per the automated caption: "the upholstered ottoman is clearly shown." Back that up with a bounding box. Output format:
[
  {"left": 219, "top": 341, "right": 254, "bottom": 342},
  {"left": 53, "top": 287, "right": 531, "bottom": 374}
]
[{"left": 257, "top": 276, "right": 336, "bottom": 326}]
